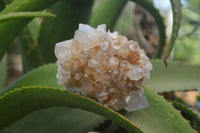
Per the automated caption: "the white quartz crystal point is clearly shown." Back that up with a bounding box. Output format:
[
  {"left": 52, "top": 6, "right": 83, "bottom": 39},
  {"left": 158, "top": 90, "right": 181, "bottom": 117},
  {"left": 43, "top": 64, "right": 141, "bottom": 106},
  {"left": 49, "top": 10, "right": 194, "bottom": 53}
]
[
  {"left": 108, "top": 30, "right": 118, "bottom": 38},
  {"left": 144, "top": 60, "right": 153, "bottom": 71},
  {"left": 97, "top": 24, "right": 106, "bottom": 32},
  {"left": 124, "top": 89, "right": 149, "bottom": 111},
  {"left": 74, "top": 24, "right": 103, "bottom": 51},
  {"left": 54, "top": 40, "right": 73, "bottom": 63},
  {"left": 128, "top": 66, "right": 144, "bottom": 81}
]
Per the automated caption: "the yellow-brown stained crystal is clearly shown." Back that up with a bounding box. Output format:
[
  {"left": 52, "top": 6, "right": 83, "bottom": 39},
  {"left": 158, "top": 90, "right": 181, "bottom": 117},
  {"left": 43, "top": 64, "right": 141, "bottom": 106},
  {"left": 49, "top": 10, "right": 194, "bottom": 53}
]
[{"left": 55, "top": 24, "right": 153, "bottom": 111}]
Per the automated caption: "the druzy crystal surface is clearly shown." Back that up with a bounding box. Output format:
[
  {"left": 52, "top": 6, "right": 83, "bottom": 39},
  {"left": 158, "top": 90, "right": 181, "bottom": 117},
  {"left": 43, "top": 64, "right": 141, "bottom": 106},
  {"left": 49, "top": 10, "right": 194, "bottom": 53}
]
[{"left": 55, "top": 24, "right": 153, "bottom": 111}]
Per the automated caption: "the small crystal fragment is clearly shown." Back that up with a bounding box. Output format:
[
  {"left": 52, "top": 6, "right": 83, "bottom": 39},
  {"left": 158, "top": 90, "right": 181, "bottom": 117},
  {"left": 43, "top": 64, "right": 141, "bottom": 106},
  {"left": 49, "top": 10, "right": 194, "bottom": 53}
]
[
  {"left": 54, "top": 40, "right": 73, "bottom": 63},
  {"left": 128, "top": 65, "right": 144, "bottom": 81},
  {"left": 100, "top": 42, "right": 109, "bottom": 51},
  {"left": 97, "top": 24, "right": 106, "bottom": 32},
  {"left": 55, "top": 24, "right": 153, "bottom": 112},
  {"left": 124, "top": 89, "right": 149, "bottom": 111},
  {"left": 108, "top": 56, "right": 119, "bottom": 70}
]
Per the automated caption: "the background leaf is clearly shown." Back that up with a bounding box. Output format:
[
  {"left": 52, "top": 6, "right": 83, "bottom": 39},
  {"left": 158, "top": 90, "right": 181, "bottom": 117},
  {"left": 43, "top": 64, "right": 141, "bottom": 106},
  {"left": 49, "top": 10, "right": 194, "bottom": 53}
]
[
  {"left": 99, "top": 122, "right": 127, "bottom": 133},
  {"left": 147, "top": 60, "right": 200, "bottom": 93},
  {"left": 0, "top": 107, "right": 106, "bottom": 133},
  {"left": 132, "top": 0, "right": 166, "bottom": 58},
  {"left": 0, "top": 63, "right": 64, "bottom": 95},
  {"left": 0, "top": 0, "right": 62, "bottom": 61},
  {"left": 0, "top": 54, "right": 7, "bottom": 89},
  {"left": 0, "top": 0, "right": 5, "bottom": 12},
  {"left": 173, "top": 101, "right": 200, "bottom": 132},
  {"left": 38, "top": 0, "right": 94, "bottom": 63},
  {"left": 0, "top": 11, "right": 55, "bottom": 23},
  {"left": 90, "top": 0, "right": 127, "bottom": 30},
  {"left": 19, "top": 17, "right": 44, "bottom": 73}
]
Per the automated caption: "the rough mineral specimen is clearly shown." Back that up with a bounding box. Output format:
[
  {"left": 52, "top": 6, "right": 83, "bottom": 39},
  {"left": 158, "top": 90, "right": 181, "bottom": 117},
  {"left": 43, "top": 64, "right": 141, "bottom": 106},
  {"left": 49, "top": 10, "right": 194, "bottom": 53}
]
[{"left": 55, "top": 24, "right": 153, "bottom": 111}]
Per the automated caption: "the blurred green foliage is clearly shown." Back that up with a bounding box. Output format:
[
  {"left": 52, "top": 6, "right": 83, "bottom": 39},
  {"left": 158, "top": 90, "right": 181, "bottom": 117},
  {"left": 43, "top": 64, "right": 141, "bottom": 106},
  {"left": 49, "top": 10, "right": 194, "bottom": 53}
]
[
  {"left": 174, "top": 37, "right": 200, "bottom": 64},
  {"left": 174, "top": 0, "right": 200, "bottom": 64},
  {"left": 114, "top": 2, "right": 134, "bottom": 35}
]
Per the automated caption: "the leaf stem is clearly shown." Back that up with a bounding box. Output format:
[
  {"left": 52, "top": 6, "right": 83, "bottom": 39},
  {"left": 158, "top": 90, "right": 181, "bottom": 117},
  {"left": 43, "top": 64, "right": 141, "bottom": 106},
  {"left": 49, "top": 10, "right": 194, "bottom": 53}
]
[
  {"left": 132, "top": 0, "right": 166, "bottom": 59},
  {"left": 0, "top": 12, "right": 56, "bottom": 23},
  {"left": 165, "top": 0, "right": 182, "bottom": 58}
]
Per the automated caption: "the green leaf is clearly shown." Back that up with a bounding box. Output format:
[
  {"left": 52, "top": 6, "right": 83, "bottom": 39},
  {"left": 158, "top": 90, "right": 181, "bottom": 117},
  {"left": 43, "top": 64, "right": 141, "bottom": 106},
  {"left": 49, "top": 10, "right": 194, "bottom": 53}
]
[
  {"left": 173, "top": 101, "right": 200, "bottom": 131},
  {"left": 0, "top": 86, "right": 195, "bottom": 133},
  {"left": 19, "top": 18, "right": 44, "bottom": 73},
  {"left": 183, "top": 8, "right": 200, "bottom": 22},
  {"left": 0, "top": 63, "right": 65, "bottom": 96},
  {"left": 147, "top": 60, "right": 200, "bottom": 93},
  {"left": 38, "top": 0, "right": 94, "bottom": 63},
  {"left": 124, "top": 87, "right": 195, "bottom": 133},
  {"left": 166, "top": 0, "right": 182, "bottom": 58},
  {"left": 0, "top": 86, "right": 143, "bottom": 133},
  {"left": 99, "top": 121, "right": 127, "bottom": 133},
  {"left": 0, "top": 0, "right": 62, "bottom": 61},
  {"left": 0, "top": 11, "right": 56, "bottom": 23},
  {"left": 1, "top": 107, "right": 106, "bottom": 133},
  {"left": 132, "top": 0, "right": 166, "bottom": 58},
  {"left": 0, "top": 0, "right": 5, "bottom": 12},
  {"left": 2, "top": 0, "right": 13, "bottom": 5},
  {"left": 0, "top": 54, "right": 7, "bottom": 89},
  {"left": 173, "top": 102, "right": 200, "bottom": 122},
  {"left": 89, "top": 0, "right": 127, "bottom": 30}
]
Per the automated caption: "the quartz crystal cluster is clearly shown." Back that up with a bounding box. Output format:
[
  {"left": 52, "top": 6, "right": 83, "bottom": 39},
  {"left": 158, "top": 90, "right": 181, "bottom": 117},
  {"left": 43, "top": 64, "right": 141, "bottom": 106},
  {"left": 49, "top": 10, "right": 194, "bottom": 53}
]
[{"left": 55, "top": 24, "right": 153, "bottom": 111}]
